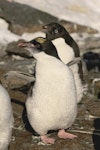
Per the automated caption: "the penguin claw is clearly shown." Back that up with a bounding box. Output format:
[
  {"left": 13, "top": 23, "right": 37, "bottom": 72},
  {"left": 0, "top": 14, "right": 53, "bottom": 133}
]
[
  {"left": 40, "top": 135, "right": 55, "bottom": 144},
  {"left": 58, "top": 129, "right": 77, "bottom": 139}
]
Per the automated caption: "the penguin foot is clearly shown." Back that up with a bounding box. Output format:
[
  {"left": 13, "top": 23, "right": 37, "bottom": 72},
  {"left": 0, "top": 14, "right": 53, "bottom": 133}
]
[
  {"left": 41, "top": 135, "right": 55, "bottom": 144},
  {"left": 58, "top": 129, "right": 77, "bottom": 139},
  {"left": 82, "top": 83, "right": 88, "bottom": 95}
]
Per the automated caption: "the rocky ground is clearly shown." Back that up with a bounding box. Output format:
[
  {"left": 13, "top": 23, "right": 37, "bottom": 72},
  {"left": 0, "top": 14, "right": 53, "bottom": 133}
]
[{"left": 0, "top": 1, "right": 100, "bottom": 150}]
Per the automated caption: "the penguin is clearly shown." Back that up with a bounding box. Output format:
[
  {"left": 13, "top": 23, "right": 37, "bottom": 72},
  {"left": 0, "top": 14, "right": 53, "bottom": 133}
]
[
  {"left": 43, "top": 22, "right": 84, "bottom": 103},
  {"left": 0, "top": 83, "right": 14, "bottom": 150},
  {"left": 19, "top": 37, "right": 77, "bottom": 144},
  {"left": 83, "top": 52, "right": 100, "bottom": 71}
]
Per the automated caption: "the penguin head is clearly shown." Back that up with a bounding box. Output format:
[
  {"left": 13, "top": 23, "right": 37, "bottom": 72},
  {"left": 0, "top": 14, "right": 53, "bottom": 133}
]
[
  {"left": 18, "top": 38, "right": 42, "bottom": 55},
  {"left": 43, "top": 22, "right": 69, "bottom": 40},
  {"left": 43, "top": 22, "right": 80, "bottom": 57},
  {"left": 18, "top": 37, "right": 60, "bottom": 59}
]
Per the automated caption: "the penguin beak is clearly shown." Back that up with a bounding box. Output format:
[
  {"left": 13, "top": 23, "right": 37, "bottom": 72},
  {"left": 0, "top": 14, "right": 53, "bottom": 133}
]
[
  {"left": 18, "top": 42, "right": 35, "bottom": 48},
  {"left": 18, "top": 41, "right": 39, "bottom": 56},
  {"left": 42, "top": 25, "right": 48, "bottom": 33},
  {"left": 43, "top": 25, "right": 48, "bottom": 29}
]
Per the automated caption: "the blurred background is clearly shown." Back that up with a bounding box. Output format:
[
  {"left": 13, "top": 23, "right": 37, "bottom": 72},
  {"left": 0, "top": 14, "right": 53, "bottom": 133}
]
[{"left": 0, "top": 0, "right": 100, "bottom": 150}]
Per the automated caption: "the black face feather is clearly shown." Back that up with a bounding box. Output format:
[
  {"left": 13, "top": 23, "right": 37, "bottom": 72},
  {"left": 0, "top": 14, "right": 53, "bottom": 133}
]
[
  {"left": 43, "top": 22, "right": 80, "bottom": 57},
  {"left": 30, "top": 39, "right": 43, "bottom": 51},
  {"left": 19, "top": 37, "right": 60, "bottom": 60},
  {"left": 41, "top": 39, "right": 60, "bottom": 60},
  {"left": 43, "top": 22, "right": 67, "bottom": 40}
]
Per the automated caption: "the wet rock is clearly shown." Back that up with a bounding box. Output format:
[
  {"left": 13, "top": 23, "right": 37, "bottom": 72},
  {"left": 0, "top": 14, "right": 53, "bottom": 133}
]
[
  {"left": 0, "top": 0, "right": 97, "bottom": 36},
  {"left": 6, "top": 40, "right": 33, "bottom": 58},
  {"left": 60, "top": 20, "right": 98, "bottom": 34},
  {"left": 0, "top": 53, "right": 36, "bottom": 92},
  {"left": 0, "top": 55, "right": 35, "bottom": 73},
  {"left": 80, "top": 36, "right": 100, "bottom": 54},
  {"left": 85, "top": 37, "right": 100, "bottom": 50},
  {"left": 0, "top": 0, "right": 58, "bottom": 35},
  {"left": 1, "top": 71, "right": 35, "bottom": 91}
]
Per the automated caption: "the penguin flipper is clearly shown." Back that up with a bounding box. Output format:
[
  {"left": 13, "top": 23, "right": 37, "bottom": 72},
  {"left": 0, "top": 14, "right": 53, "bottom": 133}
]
[{"left": 67, "top": 57, "right": 81, "bottom": 66}]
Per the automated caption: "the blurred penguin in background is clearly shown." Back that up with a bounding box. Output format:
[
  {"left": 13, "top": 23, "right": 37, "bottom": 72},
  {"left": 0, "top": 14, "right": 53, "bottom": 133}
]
[{"left": 0, "top": 84, "right": 14, "bottom": 150}]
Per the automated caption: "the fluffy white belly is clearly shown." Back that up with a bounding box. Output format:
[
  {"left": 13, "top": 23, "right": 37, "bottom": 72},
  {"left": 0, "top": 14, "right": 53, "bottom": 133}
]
[
  {"left": 0, "top": 84, "right": 14, "bottom": 150},
  {"left": 52, "top": 38, "right": 75, "bottom": 63},
  {"left": 52, "top": 38, "right": 83, "bottom": 103},
  {"left": 26, "top": 53, "right": 77, "bottom": 135},
  {"left": 70, "top": 64, "right": 83, "bottom": 103}
]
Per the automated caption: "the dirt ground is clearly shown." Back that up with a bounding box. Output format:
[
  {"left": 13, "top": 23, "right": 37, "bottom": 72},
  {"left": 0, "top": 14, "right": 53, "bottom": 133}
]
[
  {"left": 0, "top": 1, "right": 100, "bottom": 148},
  {"left": 0, "top": 67, "right": 100, "bottom": 150}
]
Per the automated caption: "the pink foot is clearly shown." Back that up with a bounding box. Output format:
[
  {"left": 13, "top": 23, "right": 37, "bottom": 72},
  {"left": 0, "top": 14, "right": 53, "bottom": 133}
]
[
  {"left": 58, "top": 129, "right": 77, "bottom": 139},
  {"left": 41, "top": 135, "right": 55, "bottom": 144}
]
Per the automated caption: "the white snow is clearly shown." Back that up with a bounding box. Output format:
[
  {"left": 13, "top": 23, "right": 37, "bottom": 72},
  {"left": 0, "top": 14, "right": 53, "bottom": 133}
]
[
  {"left": 0, "top": 18, "right": 45, "bottom": 55},
  {"left": 0, "top": 0, "right": 100, "bottom": 52},
  {"left": 13, "top": 0, "right": 100, "bottom": 32},
  {"left": 0, "top": 18, "right": 9, "bottom": 30},
  {"left": 21, "top": 32, "right": 45, "bottom": 41}
]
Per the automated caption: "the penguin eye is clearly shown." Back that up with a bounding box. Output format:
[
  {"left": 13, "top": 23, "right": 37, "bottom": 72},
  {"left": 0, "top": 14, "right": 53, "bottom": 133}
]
[
  {"left": 36, "top": 44, "right": 41, "bottom": 49},
  {"left": 54, "top": 29, "right": 58, "bottom": 34}
]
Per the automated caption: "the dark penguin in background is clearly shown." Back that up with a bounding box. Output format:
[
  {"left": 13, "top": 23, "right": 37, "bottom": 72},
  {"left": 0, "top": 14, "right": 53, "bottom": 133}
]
[
  {"left": 19, "top": 37, "right": 77, "bottom": 144},
  {"left": 0, "top": 83, "right": 14, "bottom": 150},
  {"left": 43, "top": 22, "right": 84, "bottom": 103},
  {"left": 83, "top": 52, "right": 100, "bottom": 71}
]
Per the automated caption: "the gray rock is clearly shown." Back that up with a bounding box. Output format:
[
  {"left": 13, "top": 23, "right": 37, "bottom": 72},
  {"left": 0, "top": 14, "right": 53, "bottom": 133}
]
[
  {"left": 0, "top": 0, "right": 58, "bottom": 35},
  {"left": 80, "top": 36, "right": 100, "bottom": 54},
  {"left": 0, "top": 55, "right": 35, "bottom": 73},
  {"left": 0, "top": 0, "right": 97, "bottom": 36},
  {"left": 61, "top": 20, "right": 98, "bottom": 34},
  {"left": 6, "top": 40, "right": 33, "bottom": 58},
  {"left": 1, "top": 71, "right": 35, "bottom": 90},
  {"left": 0, "top": 54, "right": 36, "bottom": 91}
]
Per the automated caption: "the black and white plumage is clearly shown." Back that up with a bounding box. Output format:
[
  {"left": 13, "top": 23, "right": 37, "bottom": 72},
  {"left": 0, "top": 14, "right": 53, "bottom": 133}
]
[
  {"left": 43, "top": 22, "right": 83, "bottom": 103},
  {"left": 83, "top": 52, "right": 100, "bottom": 71},
  {"left": 0, "top": 84, "right": 14, "bottom": 150},
  {"left": 19, "top": 37, "right": 77, "bottom": 144}
]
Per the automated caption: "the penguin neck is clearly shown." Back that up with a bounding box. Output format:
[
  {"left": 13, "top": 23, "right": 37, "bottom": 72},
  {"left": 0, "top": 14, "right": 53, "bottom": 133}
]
[
  {"left": 45, "top": 49, "right": 60, "bottom": 60},
  {"left": 33, "top": 51, "right": 45, "bottom": 59},
  {"left": 42, "top": 40, "right": 61, "bottom": 60},
  {"left": 63, "top": 33, "right": 80, "bottom": 58},
  {"left": 33, "top": 51, "right": 54, "bottom": 60},
  {"left": 34, "top": 51, "right": 60, "bottom": 63},
  {"left": 52, "top": 38, "right": 75, "bottom": 63}
]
